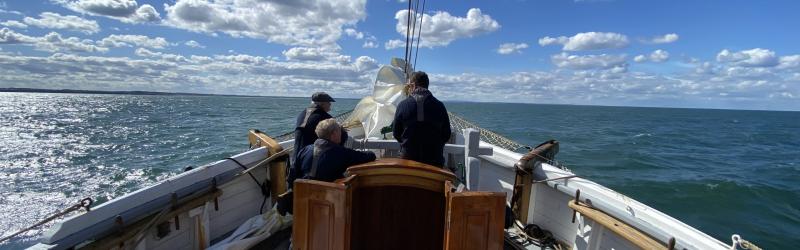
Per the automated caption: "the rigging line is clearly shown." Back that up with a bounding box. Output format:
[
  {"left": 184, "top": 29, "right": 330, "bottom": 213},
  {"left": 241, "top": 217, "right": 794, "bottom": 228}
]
[
  {"left": 403, "top": 0, "right": 412, "bottom": 74},
  {"left": 408, "top": 0, "right": 419, "bottom": 72},
  {"left": 413, "top": 0, "right": 426, "bottom": 72}
]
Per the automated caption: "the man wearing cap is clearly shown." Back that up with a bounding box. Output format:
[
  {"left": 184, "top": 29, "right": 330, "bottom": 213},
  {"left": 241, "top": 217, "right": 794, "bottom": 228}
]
[
  {"left": 392, "top": 71, "right": 451, "bottom": 167},
  {"left": 293, "top": 92, "right": 337, "bottom": 164}
]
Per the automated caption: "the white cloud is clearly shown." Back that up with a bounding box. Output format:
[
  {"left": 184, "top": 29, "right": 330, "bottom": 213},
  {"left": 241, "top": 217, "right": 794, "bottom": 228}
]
[
  {"left": 650, "top": 49, "right": 669, "bottom": 62},
  {"left": 1, "top": 20, "right": 28, "bottom": 29},
  {"left": 22, "top": 12, "right": 100, "bottom": 34},
  {"left": 0, "top": 50, "right": 380, "bottom": 97},
  {"left": 390, "top": 8, "right": 500, "bottom": 48},
  {"left": 645, "top": 33, "right": 679, "bottom": 44},
  {"left": 59, "top": 0, "right": 161, "bottom": 23},
  {"left": 778, "top": 55, "right": 800, "bottom": 69},
  {"left": 539, "top": 32, "right": 629, "bottom": 51},
  {"left": 354, "top": 56, "right": 378, "bottom": 71},
  {"left": 184, "top": 40, "right": 205, "bottom": 48},
  {"left": 134, "top": 47, "right": 187, "bottom": 62},
  {"left": 496, "top": 43, "right": 528, "bottom": 55},
  {"left": 634, "top": 54, "right": 647, "bottom": 63},
  {"left": 97, "top": 34, "right": 171, "bottom": 49},
  {"left": 384, "top": 39, "right": 405, "bottom": 50},
  {"left": 716, "top": 48, "right": 779, "bottom": 67},
  {"left": 362, "top": 41, "right": 378, "bottom": 48},
  {"left": 551, "top": 52, "right": 627, "bottom": 70},
  {"left": 344, "top": 28, "right": 364, "bottom": 39},
  {"left": 282, "top": 47, "right": 351, "bottom": 64},
  {"left": 163, "top": 0, "right": 366, "bottom": 46},
  {"left": 0, "top": 27, "right": 107, "bottom": 53}
]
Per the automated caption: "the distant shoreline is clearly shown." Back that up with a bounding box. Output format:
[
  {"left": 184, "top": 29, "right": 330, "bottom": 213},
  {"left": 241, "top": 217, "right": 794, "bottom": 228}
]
[
  {"left": 0, "top": 87, "right": 264, "bottom": 98},
  {"left": 2, "top": 87, "right": 796, "bottom": 112}
]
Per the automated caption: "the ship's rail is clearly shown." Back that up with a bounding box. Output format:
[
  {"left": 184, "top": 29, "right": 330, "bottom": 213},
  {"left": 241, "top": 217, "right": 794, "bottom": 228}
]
[{"left": 271, "top": 109, "right": 530, "bottom": 153}]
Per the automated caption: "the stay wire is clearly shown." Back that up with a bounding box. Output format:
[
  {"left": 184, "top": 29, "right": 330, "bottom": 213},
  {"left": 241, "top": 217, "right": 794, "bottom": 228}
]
[
  {"left": 403, "top": 0, "right": 412, "bottom": 74},
  {"left": 413, "top": 0, "right": 426, "bottom": 72},
  {"left": 408, "top": 0, "right": 419, "bottom": 72}
]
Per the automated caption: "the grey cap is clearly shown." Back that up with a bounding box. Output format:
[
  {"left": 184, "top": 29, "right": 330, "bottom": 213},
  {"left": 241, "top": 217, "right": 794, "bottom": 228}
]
[{"left": 311, "top": 92, "right": 335, "bottom": 102}]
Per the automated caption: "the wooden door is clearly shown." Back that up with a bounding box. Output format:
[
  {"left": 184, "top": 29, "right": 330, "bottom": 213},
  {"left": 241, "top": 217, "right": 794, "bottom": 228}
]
[
  {"left": 293, "top": 179, "right": 349, "bottom": 250},
  {"left": 444, "top": 192, "right": 506, "bottom": 250}
]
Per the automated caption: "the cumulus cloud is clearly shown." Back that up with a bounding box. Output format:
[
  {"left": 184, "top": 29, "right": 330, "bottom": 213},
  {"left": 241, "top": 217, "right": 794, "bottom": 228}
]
[
  {"left": 551, "top": 52, "right": 627, "bottom": 70},
  {"left": 58, "top": 0, "right": 160, "bottom": 23},
  {"left": 0, "top": 50, "right": 380, "bottom": 97},
  {"left": 716, "top": 48, "right": 779, "bottom": 67},
  {"left": 97, "top": 34, "right": 171, "bottom": 49},
  {"left": 22, "top": 12, "right": 100, "bottom": 34},
  {"left": 496, "top": 43, "right": 528, "bottom": 55},
  {"left": 0, "top": 27, "right": 107, "bottom": 52},
  {"left": 362, "top": 41, "right": 378, "bottom": 48},
  {"left": 649, "top": 49, "right": 669, "bottom": 62},
  {"left": 384, "top": 39, "right": 405, "bottom": 50},
  {"left": 282, "top": 47, "right": 350, "bottom": 64},
  {"left": 635, "top": 49, "right": 670, "bottom": 63},
  {"left": 184, "top": 40, "right": 205, "bottom": 48},
  {"left": 1, "top": 20, "right": 28, "bottom": 29},
  {"left": 644, "top": 33, "right": 679, "bottom": 44},
  {"left": 390, "top": 8, "right": 500, "bottom": 48},
  {"left": 163, "top": 0, "right": 366, "bottom": 46},
  {"left": 539, "top": 32, "right": 629, "bottom": 51}
]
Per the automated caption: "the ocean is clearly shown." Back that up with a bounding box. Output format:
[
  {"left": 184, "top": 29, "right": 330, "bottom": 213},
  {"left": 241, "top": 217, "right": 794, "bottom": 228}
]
[{"left": 0, "top": 92, "right": 798, "bottom": 249}]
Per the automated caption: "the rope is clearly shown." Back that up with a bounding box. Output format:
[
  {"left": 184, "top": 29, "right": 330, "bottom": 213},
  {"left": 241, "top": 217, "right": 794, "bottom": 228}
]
[
  {"left": 0, "top": 198, "right": 93, "bottom": 243},
  {"left": 408, "top": 0, "right": 419, "bottom": 71},
  {"left": 730, "top": 234, "right": 762, "bottom": 250},
  {"left": 225, "top": 157, "right": 270, "bottom": 214}
]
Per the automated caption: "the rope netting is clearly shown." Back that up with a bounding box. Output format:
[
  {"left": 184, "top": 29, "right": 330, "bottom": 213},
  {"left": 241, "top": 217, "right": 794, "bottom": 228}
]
[{"left": 270, "top": 109, "right": 529, "bottom": 153}]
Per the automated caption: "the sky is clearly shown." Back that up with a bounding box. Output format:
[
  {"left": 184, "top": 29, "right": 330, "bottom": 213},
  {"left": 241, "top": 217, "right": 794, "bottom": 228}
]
[{"left": 0, "top": 0, "right": 798, "bottom": 111}]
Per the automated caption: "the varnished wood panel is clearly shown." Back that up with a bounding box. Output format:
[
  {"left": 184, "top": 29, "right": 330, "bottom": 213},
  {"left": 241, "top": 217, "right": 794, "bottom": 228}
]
[
  {"left": 445, "top": 192, "right": 506, "bottom": 250},
  {"left": 350, "top": 186, "right": 445, "bottom": 250},
  {"left": 293, "top": 179, "right": 348, "bottom": 250}
]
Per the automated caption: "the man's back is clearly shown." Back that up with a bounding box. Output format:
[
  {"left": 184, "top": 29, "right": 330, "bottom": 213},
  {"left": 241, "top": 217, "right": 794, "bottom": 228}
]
[
  {"left": 293, "top": 107, "right": 331, "bottom": 160},
  {"left": 293, "top": 139, "right": 376, "bottom": 183},
  {"left": 392, "top": 87, "right": 451, "bottom": 167}
]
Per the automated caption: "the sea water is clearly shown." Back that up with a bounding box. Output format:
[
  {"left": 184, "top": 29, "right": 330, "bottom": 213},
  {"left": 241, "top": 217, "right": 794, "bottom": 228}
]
[{"left": 0, "top": 92, "right": 798, "bottom": 249}]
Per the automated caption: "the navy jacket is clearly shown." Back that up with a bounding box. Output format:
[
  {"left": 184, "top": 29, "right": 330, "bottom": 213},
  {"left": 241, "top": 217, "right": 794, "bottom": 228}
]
[
  {"left": 291, "top": 139, "right": 376, "bottom": 184},
  {"left": 293, "top": 105, "right": 332, "bottom": 161},
  {"left": 392, "top": 88, "right": 451, "bottom": 167}
]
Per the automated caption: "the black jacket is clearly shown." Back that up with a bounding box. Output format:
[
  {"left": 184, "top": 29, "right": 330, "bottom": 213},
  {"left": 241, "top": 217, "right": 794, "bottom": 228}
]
[
  {"left": 392, "top": 88, "right": 451, "bottom": 167},
  {"left": 291, "top": 139, "right": 376, "bottom": 183},
  {"left": 293, "top": 105, "right": 332, "bottom": 161}
]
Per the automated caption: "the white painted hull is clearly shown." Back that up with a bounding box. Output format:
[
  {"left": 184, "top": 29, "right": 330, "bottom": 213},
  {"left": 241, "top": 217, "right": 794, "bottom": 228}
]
[{"left": 31, "top": 137, "right": 730, "bottom": 250}]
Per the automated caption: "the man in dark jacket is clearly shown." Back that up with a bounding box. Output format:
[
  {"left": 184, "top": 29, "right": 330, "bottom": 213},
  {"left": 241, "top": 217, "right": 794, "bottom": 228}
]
[
  {"left": 293, "top": 92, "right": 335, "bottom": 163},
  {"left": 292, "top": 119, "right": 376, "bottom": 183},
  {"left": 392, "top": 71, "right": 451, "bottom": 167}
]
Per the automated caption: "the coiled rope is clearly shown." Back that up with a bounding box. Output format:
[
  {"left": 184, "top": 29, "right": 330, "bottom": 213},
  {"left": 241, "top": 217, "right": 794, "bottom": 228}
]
[{"left": 0, "top": 198, "right": 93, "bottom": 243}]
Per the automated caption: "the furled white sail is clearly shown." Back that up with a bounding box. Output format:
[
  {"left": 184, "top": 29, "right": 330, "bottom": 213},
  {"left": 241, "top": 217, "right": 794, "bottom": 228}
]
[{"left": 347, "top": 58, "right": 410, "bottom": 139}]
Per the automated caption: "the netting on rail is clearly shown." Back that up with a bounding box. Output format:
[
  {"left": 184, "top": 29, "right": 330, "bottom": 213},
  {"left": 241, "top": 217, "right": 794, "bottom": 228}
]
[
  {"left": 447, "top": 112, "right": 530, "bottom": 153},
  {"left": 272, "top": 109, "right": 529, "bottom": 153}
]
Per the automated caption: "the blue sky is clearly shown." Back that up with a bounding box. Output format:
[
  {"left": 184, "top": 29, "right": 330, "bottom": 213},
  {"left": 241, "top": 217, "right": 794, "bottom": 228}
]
[{"left": 1, "top": 0, "right": 798, "bottom": 110}]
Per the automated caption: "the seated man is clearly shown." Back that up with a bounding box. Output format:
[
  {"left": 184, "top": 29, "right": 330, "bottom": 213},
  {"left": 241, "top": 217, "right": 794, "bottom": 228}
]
[{"left": 292, "top": 118, "right": 376, "bottom": 183}]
